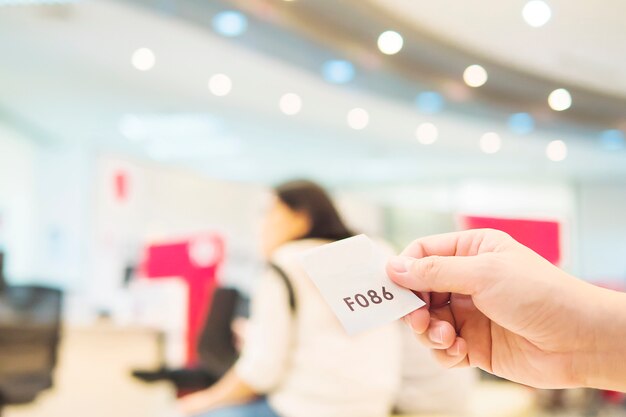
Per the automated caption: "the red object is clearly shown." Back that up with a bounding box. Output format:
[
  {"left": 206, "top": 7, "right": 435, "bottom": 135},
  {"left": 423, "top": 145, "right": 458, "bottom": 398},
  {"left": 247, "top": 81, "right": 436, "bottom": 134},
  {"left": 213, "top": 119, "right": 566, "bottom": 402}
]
[
  {"left": 141, "top": 233, "right": 225, "bottom": 365},
  {"left": 459, "top": 215, "right": 562, "bottom": 265},
  {"left": 602, "top": 390, "right": 625, "bottom": 404},
  {"left": 113, "top": 170, "right": 128, "bottom": 203}
]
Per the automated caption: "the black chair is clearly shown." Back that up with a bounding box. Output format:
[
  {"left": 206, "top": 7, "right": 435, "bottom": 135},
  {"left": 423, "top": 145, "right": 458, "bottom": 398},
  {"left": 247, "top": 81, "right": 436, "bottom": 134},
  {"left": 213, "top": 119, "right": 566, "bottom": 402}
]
[
  {"left": 0, "top": 252, "right": 6, "bottom": 292},
  {"left": 196, "top": 287, "right": 243, "bottom": 378},
  {"left": 133, "top": 287, "right": 246, "bottom": 392},
  {"left": 0, "top": 285, "right": 63, "bottom": 413}
]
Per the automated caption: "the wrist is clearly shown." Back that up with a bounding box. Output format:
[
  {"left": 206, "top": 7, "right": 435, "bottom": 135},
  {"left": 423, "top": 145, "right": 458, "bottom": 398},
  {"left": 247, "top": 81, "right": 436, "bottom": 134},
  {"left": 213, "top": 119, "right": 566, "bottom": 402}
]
[{"left": 578, "top": 285, "right": 626, "bottom": 391}]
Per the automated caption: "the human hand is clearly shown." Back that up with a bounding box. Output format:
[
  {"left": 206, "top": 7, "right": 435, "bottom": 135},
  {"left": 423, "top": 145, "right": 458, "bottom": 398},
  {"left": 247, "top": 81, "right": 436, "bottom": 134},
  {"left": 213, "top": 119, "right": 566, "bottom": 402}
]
[
  {"left": 177, "top": 391, "right": 211, "bottom": 417},
  {"left": 231, "top": 317, "right": 249, "bottom": 353},
  {"left": 386, "top": 229, "right": 626, "bottom": 390}
]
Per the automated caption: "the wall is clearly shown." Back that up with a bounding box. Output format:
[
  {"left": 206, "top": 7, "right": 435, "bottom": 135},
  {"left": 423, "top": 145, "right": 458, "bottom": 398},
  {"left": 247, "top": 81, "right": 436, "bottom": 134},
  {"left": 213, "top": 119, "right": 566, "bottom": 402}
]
[
  {"left": 3, "top": 118, "right": 624, "bottom": 310},
  {"left": 0, "top": 123, "right": 38, "bottom": 281},
  {"left": 0, "top": 121, "right": 94, "bottom": 289},
  {"left": 347, "top": 180, "right": 578, "bottom": 272},
  {"left": 31, "top": 146, "right": 94, "bottom": 289},
  {"left": 89, "top": 155, "right": 269, "bottom": 309},
  {"left": 577, "top": 181, "right": 626, "bottom": 285}
]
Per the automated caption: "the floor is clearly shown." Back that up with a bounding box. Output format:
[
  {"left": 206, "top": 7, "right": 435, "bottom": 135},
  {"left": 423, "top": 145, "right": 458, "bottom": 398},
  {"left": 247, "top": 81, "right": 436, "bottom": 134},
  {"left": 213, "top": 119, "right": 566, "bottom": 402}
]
[
  {"left": 7, "top": 322, "right": 617, "bottom": 417},
  {"left": 4, "top": 323, "right": 177, "bottom": 417}
]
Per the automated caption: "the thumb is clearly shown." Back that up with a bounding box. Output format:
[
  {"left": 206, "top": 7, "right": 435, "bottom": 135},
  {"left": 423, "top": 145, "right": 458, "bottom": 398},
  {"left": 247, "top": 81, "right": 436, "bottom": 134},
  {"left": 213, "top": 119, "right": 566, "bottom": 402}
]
[{"left": 387, "top": 254, "right": 493, "bottom": 295}]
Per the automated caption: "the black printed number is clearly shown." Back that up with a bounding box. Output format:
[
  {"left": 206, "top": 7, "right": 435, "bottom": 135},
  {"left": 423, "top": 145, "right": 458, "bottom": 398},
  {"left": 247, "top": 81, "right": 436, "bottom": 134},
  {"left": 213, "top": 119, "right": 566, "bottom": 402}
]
[
  {"left": 343, "top": 287, "right": 394, "bottom": 312},
  {"left": 368, "top": 290, "right": 382, "bottom": 304},
  {"left": 382, "top": 286, "right": 394, "bottom": 301}
]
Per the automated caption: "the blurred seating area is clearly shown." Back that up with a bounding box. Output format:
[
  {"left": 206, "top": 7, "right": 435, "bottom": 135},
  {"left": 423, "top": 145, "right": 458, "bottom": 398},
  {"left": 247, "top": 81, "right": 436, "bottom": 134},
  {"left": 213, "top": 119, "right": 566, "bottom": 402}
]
[
  {"left": 0, "top": 285, "right": 62, "bottom": 413},
  {"left": 0, "top": 252, "right": 63, "bottom": 414}
]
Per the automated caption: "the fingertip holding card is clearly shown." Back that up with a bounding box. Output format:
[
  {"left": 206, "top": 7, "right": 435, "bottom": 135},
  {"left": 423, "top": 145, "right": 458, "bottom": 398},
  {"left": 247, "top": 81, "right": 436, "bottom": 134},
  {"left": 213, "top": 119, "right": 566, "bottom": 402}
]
[{"left": 300, "top": 234, "right": 425, "bottom": 335}]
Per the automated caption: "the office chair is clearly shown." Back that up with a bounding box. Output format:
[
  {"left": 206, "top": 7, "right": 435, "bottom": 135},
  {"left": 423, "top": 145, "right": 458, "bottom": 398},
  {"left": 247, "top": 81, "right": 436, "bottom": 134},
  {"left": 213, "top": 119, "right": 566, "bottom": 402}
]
[
  {"left": 0, "top": 285, "right": 63, "bottom": 414},
  {"left": 133, "top": 287, "right": 245, "bottom": 392},
  {"left": 0, "top": 252, "right": 6, "bottom": 293}
]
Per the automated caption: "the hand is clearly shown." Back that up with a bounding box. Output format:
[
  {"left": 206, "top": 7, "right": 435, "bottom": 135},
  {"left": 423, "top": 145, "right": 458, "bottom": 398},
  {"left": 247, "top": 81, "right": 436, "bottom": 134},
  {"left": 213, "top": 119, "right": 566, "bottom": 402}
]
[
  {"left": 386, "top": 229, "right": 626, "bottom": 391},
  {"left": 178, "top": 391, "right": 213, "bottom": 417},
  {"left": 231, "top": 317, "right": 249, "bottom": 353},
  {"left": 177, "top": 370, "right": 259, "bottom": 416}
]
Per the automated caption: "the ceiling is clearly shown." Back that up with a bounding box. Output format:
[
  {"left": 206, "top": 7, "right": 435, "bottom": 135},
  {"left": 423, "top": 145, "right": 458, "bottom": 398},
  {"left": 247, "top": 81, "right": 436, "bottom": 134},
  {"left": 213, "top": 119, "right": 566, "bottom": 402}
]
[
  {"left": 233, "top": 0, "right": 626, "bottom": 128},
  {"left": 0, "top": 0, "right": 625, "bottom": 185},
  {"left": 370, "top": 0, "right": 626, "bottom": 99}
]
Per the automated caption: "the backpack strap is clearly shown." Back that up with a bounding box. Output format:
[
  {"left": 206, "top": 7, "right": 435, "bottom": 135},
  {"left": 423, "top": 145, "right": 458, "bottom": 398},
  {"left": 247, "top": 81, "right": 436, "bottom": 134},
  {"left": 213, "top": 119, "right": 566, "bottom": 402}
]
[{"left": 269, "top": 262, "right": 297, "bottom": 314}]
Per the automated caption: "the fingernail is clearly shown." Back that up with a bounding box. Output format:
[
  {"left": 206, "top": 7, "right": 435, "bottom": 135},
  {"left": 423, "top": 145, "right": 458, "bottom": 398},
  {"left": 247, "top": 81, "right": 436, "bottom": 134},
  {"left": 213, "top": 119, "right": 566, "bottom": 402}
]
[
  {"left": 389, "top": 256, "right": 412, "bottom": 273},
  {"left": 429, "top": 326, "right": 443, "bottom": 345},
  {"left": 449, "top": 342, "right": 460, "bottom": 356}
]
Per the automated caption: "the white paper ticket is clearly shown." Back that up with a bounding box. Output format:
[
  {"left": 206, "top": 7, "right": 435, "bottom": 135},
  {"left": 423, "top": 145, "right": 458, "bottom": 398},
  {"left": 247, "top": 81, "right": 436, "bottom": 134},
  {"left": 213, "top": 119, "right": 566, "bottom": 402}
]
[{"left": 300, "top": 234, "right": 425, "bottom": 335}]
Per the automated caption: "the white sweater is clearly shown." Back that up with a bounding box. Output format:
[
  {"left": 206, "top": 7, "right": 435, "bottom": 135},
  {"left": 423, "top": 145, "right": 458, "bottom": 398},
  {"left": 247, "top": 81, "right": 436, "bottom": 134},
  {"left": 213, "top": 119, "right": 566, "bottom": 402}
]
[
  {"left": 394, "top": 325, "right": 477, "bottom": 416},
  {"left": 235, "top": 239, "right": 402, "bottom": 417}
]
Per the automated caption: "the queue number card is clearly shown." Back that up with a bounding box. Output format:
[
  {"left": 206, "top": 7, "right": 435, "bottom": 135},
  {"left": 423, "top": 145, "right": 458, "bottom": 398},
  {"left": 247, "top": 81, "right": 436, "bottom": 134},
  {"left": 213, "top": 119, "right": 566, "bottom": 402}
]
[{"left": 301, "top": 234, "right": 425, "bottom": 335}]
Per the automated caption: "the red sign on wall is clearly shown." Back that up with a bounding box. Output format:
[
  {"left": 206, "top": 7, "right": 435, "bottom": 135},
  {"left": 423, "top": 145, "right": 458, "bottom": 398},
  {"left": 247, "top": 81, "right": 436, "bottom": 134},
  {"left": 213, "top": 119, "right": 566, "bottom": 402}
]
[
  {"left": 141, "top": 233, "right": 225, "bottom": 365},
  {"left": 113, "top": 170, "right": 129, "bottom": 203},
  {"left": 459, "top": 215, "right": 562, "bottom": 265}
]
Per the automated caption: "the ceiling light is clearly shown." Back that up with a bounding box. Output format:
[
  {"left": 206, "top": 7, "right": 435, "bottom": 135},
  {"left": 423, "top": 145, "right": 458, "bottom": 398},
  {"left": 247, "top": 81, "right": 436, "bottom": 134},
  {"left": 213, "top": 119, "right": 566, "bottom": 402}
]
[
  {"left": 212, "top": 11, "right": 248, "bottom": 37},
  {"left": 321, "top": 60, "right": 355, "bottom": 84},
  {"left": 415, "top": 91, "right": 445, "bottom": 114},
  {"left": 347, "top": 108, "right": 369, "bottom": 130},
  {"left": 415, "top": 123, "right": 438, "bottom": 145},
  {"left": 508, "top": 112, "right": 535, "bottom": 135},
  {"left": 279, "top": 93, "right": 302, "bottom": 115},
  {"left": 377, "top": 31, "right": 403, "bottom": 55},
  {"left": 208, "top": 74, "right": 232, "bottom": 96},
  {"left": 131, "top": 48, "right": 155, "bottom": 71},
  {"left": 463, "top": 65, "right": 488, "bottom": 87},
  {"left": 548, "top": 88, "right": 571, "bottom": 111},
  {"left": 480, "top": 132, "right": 501, "bottom": 154},
  {"left": 546, "top": 140, "right": 567, "bottom": 161},
  {"left": 522, "top": 1, "right": 552, "bottom": 27}
]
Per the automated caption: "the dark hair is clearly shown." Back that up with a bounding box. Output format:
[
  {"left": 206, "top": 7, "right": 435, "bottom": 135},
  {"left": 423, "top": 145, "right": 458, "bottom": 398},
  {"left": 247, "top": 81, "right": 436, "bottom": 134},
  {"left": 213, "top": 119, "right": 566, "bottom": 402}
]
[{"left": 275, "top": 180, "right": 353, "bottom": 242}]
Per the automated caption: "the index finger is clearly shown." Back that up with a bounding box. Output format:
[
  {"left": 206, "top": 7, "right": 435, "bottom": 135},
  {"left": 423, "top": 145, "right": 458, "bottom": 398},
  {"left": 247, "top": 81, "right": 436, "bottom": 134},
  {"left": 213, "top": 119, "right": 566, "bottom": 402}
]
[{"left": 400, "top": 229, "right": 499, "bottom": 259}]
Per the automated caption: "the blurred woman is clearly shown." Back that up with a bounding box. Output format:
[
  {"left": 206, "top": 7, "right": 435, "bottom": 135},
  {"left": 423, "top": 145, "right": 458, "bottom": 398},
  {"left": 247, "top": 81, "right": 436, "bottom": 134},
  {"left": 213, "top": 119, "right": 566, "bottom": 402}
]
[
  {"left": 394, "top": 324, "right": 477, "bottom": 416},
  {"left": 179, "top": 180, "right": 402, "bottom": 417}
]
